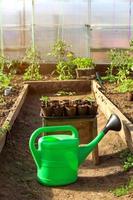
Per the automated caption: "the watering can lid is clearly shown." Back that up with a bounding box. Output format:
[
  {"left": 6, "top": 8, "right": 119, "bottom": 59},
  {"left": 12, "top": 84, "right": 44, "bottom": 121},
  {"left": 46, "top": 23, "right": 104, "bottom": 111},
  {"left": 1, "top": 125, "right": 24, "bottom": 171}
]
[{"left": 39, "top": 134, "right": 79, "bottom": 147}]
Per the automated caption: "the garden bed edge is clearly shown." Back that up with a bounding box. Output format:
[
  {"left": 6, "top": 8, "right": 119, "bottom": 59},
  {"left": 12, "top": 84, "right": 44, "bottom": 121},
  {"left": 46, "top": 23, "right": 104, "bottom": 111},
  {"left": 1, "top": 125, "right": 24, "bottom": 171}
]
[
  {"left": 0, "top": 84, "right": 29, "bottom": 152},
  {"left": 92, "top": 80, "right": 133, "bottom": 152}
]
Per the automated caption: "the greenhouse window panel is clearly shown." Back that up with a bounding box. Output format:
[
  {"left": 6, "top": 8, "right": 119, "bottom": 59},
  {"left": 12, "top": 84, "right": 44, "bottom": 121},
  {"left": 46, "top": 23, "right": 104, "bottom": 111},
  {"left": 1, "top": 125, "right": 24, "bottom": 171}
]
[{"left": 91, "top": 25, "right": 133, "bottom": 30}]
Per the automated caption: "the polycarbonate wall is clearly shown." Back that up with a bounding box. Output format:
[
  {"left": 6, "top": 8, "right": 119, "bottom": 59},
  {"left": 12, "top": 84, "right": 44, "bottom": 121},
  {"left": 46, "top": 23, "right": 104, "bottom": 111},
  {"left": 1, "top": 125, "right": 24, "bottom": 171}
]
[
  {"left": 0, "top": 0, "right": 133, "bottom": 63},
  {"left": 34, "top": 0, "right": 90, "bottom": 62},
  {"left": 91, "top": 0, "right": 133, "bottom": 63}
]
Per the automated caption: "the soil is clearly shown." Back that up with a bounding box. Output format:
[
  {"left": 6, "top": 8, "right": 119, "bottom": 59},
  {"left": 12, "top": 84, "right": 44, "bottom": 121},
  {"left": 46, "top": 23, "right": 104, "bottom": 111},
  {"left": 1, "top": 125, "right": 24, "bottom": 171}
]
[
  {"left": 0, "top": 73, "right": 57, "bottom": 127},
  {"left": 102, "top": 82, "right": 133, "bottom": 123},
  {"left": 0, "top": 75, "right": 23, "bottom": 127},
  {"left": 0, "top": 93, "right": 133, "bottom": 200}
]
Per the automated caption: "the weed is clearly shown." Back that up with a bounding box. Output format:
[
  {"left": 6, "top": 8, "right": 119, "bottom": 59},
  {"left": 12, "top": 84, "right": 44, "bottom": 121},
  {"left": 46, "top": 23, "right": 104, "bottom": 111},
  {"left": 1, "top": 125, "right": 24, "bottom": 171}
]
[
  {"left": 56, "top": 91, "right": 76, "bottom": 96},
  {"left": 0, "top": 71, "right": 11, "bottom": 91},
  {"left": 120, "top": 149, "right": 133, "bottom": 171},
  {"left": 116, "top": 79, "right": 133, "bottom": 93},
  {"left": 113, "top": 185, "right": 128, "bottom": 197},
  {"left": 73, "top": 57, "right": 95, "bottom": 69},
  {"left": 102, "top": 75, "right": 117, "bottom": 83},
  {"left": 40, "top": 96, "right": 49, "bottom": 107},
  {"left": 112, "top": 179, "right": 133, "bottom": 197}
]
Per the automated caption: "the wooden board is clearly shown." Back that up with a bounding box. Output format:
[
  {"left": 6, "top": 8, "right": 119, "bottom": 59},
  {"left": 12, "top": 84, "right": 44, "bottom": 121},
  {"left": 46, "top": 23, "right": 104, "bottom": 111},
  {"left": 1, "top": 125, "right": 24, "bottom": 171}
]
[
  {"left": 0, "top": 84, "right": 29, "bottom": 152},
  {"left": 25, "top": 80, "right": 91, "bottom": 94},
  {"left": 92, "top": 80, "right": 133, "bottom": 152}
]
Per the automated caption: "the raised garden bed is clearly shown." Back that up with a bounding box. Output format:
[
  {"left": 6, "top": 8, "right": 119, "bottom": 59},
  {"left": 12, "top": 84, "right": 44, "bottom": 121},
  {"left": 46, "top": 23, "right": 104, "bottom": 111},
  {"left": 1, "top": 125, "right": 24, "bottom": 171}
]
[
  {"left": 0, "top": 76, "right": 23, "bottom": 127},
  {"left": 102, "top": 82, "right": 133, "bottom": 123},
  {"left": 92, "top": 80, "right": 133, "bottom": 152},
  {"left": 1, "top": 78, "right": 132, "bottom": 154},
  {"left": 0, "top": 84, "right": 28, "bottom": 152},
  {"left": 0, "top": 79, "right": 92, "bottom": 152}
]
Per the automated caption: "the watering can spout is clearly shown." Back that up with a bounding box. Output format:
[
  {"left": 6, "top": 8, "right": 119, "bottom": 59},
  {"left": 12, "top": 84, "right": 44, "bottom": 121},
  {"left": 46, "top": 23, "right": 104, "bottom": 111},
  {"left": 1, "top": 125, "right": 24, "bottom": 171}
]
[{"left": 78, "top": 114, "right": 121, "bottom": 166}]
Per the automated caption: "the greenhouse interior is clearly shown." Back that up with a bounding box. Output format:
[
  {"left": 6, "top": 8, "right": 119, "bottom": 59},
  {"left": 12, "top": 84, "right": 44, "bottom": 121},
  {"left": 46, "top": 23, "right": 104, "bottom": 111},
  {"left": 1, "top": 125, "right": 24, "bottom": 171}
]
[{"left": 0, "top": 0, "right": 133, "bottom": 200}]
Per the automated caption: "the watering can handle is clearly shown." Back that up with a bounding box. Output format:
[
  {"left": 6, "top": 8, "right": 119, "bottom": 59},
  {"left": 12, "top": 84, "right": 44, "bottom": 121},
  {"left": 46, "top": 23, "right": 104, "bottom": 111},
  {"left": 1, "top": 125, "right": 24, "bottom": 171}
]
[
  {"left": 30, "top": 125, "right": 79, "bottom": 142},
  {"left": 29, "top": 125, "right": 79, "bottom": 168}
]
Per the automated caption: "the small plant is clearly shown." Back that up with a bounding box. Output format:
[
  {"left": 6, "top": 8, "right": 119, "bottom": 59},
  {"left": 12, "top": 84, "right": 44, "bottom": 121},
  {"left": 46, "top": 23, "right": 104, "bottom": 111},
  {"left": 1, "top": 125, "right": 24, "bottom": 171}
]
[
  {"left": 0, "top": 55, "right": 18, "bottom": 75},
  {"left": 40, "top": 96, "right": 49, "bottom": 107},
  {"left": 86, "top": 96, "right": 95, "bottom": 102},
  {"left": 48, "top": 40, "right": 76, "bottom": 80},
  {"left": 102, "top": 74, "right": 117, "bottom": 83},
  {"left": 112, "top": 179, "right": 133, "bottom": 197},
  {"left": 73, "top": 57, "right": 95, "bottom": 69},
  {"left": 120, "top": 149, "right": 133, "bottom": 171},
  {"left": 0, "top": 71, "right": 11, "bottom": 91},
  {"left": 107, "top": 41, "right": 133, "bottom": 83},
  {"left": 48, "top": 40, "right": 71, "bottom": 62},
  {"left": 56, "top": 61, "right": 75, "bottom": 80},
  {"left": 108, "top": 49, "right": 130, "bottom": 82},
  {"left": 112, "top": 185, "right": 128, "bottom": 197},
  {"left": 116, "top": 79, "right": 133, "bottom": 93},
  {"left": 56, "top": 90, "right": 76, "bottom": 96},
  {"left": 108, "top": 49, "right": 117, "bottom": 77},
  {"left": 23, "top": 46, "right": 42, "bottom": 81},
  {"left": 9, "top": 59, "right": 20, "bottom": 74},
  {"left": 0, "top": 55, "right": 14, "bottom": 92}
]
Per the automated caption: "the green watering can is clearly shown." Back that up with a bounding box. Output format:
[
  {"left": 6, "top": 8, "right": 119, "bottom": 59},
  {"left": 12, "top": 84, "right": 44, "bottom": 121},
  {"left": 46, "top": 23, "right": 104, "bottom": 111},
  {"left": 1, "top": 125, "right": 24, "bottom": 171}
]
[{"left": 29, "top": 114, "right": 121, "bottom": 186}]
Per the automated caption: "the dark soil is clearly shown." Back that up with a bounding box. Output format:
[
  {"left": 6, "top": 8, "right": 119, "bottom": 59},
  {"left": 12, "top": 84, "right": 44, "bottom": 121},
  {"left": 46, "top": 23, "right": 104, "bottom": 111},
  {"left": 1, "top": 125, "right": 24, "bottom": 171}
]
[
  {"left": 0, "top": 75, "right": 23, "bottom": 127},
  {"left": 0, "top": 93, "right": 133, "bottom": 200},
  {"left": 102, "top": 82, "right": 133, "bottom": 123}
]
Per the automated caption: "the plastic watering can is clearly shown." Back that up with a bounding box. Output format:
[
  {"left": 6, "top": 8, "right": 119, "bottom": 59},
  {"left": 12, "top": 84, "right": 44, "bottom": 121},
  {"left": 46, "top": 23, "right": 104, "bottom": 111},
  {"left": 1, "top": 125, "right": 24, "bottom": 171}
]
[{"left": 29, "top": 114, "right": 121, "bottom": 186}]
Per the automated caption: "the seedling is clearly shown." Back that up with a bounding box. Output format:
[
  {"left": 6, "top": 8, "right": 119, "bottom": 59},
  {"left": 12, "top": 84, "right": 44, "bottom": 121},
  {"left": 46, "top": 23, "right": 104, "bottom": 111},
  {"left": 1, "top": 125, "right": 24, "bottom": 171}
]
[
  {"left": 0, "top": 72, "right": 11, "bottom": 91},
  {"left": 116, "top": 79, "right": 133, "bottom": 93},
  {"left": 56, "top": 90, "right": 76, "bottom": 96},
  {"left": 73, "top": 57, "right": 95, "bottom": 69},
  {"left": 86, "top": 96, "right": 95, "bottom": 103},
  {"left": 112, "top": 179, "right": 133, "bottom": 197},
  {"left": 40, "top": 96, "right": 49, "bottom": 107},
  {"left": 120, "top": 149, "right": 133, "bottom": 171}
]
